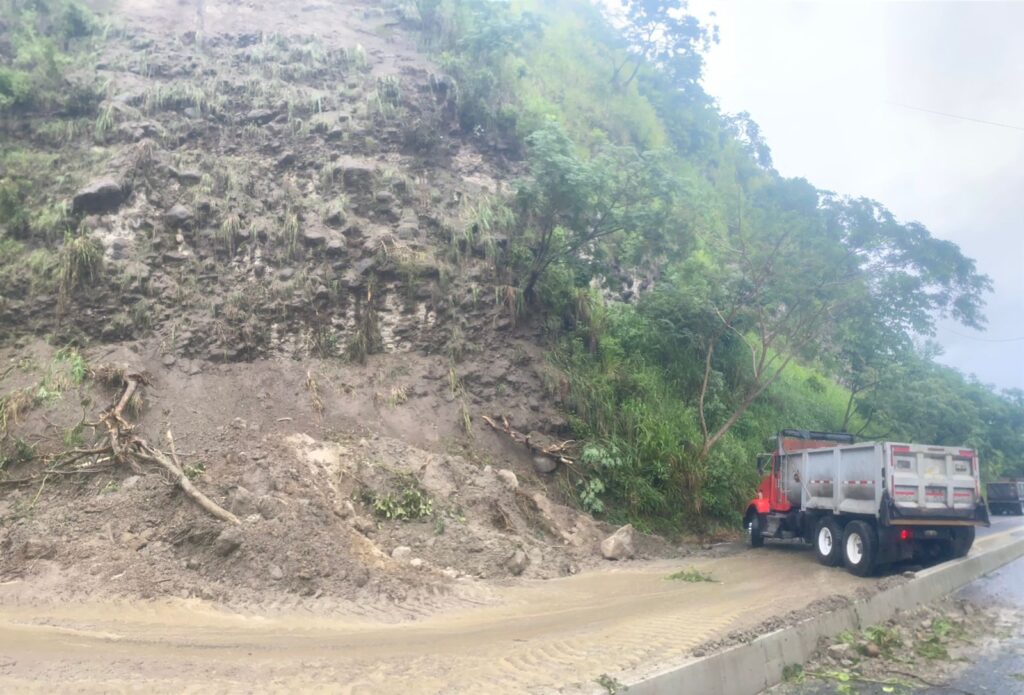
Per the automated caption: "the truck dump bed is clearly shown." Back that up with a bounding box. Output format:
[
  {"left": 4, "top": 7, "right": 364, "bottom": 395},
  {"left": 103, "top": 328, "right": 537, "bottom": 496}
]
[
  {"left": 789, "top": 441, "right": 983, "bottom": 523},
  {"left": 987, "top": 482, "right": 1023, "bottom": 501}
]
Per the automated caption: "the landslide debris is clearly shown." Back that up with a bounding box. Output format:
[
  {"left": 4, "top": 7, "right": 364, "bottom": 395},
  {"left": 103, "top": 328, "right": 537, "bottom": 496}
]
[{"left": 0, "top": 0, "right": 695, "bottom": 617}]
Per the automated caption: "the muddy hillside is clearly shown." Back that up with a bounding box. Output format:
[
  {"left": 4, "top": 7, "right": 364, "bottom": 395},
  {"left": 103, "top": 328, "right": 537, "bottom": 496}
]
[{"left": 0, "top": 0, "right": 686, "bottom": 613}]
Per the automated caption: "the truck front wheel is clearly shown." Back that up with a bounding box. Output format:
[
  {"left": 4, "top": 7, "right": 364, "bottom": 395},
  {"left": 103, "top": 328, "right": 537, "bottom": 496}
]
[
  {"left": 749, "top": 513, "right": 765, "bottom": 548},
  {"left": 813, "top": 517, "right": 843, "bottom": 567},
  {"left": 842, "top": 520, "right": 877, "bottom": 577}
]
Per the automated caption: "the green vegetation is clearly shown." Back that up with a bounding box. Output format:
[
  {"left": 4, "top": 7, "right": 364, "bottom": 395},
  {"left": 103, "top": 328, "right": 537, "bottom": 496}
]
[
  {"left": 0, "top": 0, "right": 99, "bottom": 113},
  {"left": 1, "top": 0, "right": 1019, "bottom": 535},
  {"left": 366, "top": 481, "right": 434, "bottom": 521},
  {"left": 665, "top": 567, "right": 714, "bottom": 583},
  {"left": 58, "top": 232, "right": 102, "bottom": 309},
  {"left": 0, "top": 347, "right": 88, "bottom": 453},
  {"left": 1, "top": 3, "right": 106, "bottom": 322},
  {"left": 595, "top": 673, "right": 627, "bottom": 694},
  {"left": 408, "top": 0, "right": 1024, "bottom": 530}
]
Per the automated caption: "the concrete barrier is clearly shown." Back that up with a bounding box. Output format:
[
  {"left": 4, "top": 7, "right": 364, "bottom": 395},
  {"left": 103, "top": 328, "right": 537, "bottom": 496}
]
[{"left": 615, "top": 533, "right": 1024, "bottom": 695}]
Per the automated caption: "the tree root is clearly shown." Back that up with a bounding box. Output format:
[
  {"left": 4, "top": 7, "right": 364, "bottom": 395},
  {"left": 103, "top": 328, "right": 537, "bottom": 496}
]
[{"left": 2, "top": 372, "right": 239, "bottom": 525}]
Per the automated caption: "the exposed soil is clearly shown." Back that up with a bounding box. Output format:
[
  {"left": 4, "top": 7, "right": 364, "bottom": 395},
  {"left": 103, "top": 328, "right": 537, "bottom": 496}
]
[{"left": 0, "top": 0, "right": 687, "bottom": 619}]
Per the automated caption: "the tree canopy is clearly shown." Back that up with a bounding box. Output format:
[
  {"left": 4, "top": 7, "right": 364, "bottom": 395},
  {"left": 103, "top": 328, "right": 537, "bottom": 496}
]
[{"left": 409, "top": 0, "right": 1019, "bottom": 529}]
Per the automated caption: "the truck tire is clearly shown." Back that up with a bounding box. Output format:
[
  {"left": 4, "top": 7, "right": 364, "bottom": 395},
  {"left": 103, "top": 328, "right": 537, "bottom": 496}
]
[
  {"left": 813, "top": 517, "right": 843, "bottom": 567},
  {"left": 1017, "top": 503, "right": 1024, "bottom": 516},
  {"left": 749, "top": 514, "right": 765, "bottom": 548},
  {"left": 842, "top": 520, "right": 877, "bottom": 577},
  {"left": 950, "top": 526, "right": 975, "bottom": 558}
]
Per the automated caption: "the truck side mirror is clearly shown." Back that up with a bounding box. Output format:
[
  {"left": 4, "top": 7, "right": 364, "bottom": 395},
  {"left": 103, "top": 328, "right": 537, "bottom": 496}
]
[{"left": 756, "top": 454, "right": 771, "bottom": 475}]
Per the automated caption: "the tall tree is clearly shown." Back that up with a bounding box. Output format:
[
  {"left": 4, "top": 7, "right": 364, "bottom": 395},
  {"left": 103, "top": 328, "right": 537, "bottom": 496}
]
[
  {"left": 610, "top": 0, "right": 716, "bottom": 90},
  {"left": 512, "top": 122, "right": 683, "bottom": 299},
  {"left": 692, "top": 180, "right": 992, "bottom": 464}
]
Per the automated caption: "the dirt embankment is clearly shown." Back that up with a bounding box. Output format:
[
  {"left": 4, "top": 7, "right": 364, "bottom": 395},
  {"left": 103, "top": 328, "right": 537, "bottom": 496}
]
[{"left": 0, "top": 0, "right": 690, "bottom": 618}]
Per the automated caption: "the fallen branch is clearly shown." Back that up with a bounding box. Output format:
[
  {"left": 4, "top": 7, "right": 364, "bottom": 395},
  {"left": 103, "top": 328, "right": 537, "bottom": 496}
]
[
  {"left": 134, "top": 434, "right": 239, "bottom": 525},
  {"left": 1, "top": 371, "right": 239, "bottom": 525},
  {"left": 482, "top": 415, "right": 578, "bottom": 469}
]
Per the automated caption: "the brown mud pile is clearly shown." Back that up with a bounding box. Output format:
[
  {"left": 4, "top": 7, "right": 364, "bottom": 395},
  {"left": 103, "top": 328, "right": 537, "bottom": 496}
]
[{"left": 0, "top": 0, "right": 689, "bottom": 616}]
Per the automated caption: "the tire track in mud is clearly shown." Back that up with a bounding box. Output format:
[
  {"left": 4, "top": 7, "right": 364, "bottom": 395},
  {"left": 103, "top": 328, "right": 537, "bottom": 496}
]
[{"left": 0, "top": 549, "right": 874, "bottom": 693}]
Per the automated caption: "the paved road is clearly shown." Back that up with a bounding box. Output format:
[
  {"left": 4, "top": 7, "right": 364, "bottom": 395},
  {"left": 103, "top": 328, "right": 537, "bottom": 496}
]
[
  {"left": 977, "top": 512, "right": 1024, "bottom": 539},
  {"left": 919, "top": 548, "right": 1024, "bottom": 694},
  {"left": 768, "top": 515, "right": 1024, "bottom": 695}
]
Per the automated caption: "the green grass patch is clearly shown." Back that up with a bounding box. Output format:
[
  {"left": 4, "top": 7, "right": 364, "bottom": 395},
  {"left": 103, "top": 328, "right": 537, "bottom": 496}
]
[{"left": 666, "top": 567, "right": 714, "bottom": 583}]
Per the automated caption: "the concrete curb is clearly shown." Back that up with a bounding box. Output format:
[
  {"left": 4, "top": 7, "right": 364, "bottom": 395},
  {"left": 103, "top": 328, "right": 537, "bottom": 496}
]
[{"left": 615, "top": 534, "right": 1024, "bottom": 695}]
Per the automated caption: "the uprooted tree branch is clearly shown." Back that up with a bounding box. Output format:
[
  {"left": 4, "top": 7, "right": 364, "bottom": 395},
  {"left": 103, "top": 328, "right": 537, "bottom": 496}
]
[
  {"left": 482, "top": 415, "right": 578, "bottom": 469},
  {"left": 1, "top": 369, "right": 239, "bottom": 525}
]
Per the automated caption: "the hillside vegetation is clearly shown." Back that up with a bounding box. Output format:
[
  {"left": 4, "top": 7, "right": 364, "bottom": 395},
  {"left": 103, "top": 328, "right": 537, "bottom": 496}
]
[
  {"left": 0, "top": 0, "right": 1021, "bottom": 544},
  {"left": 400, "top": 0, "right": 1023, "bottom": 528}
]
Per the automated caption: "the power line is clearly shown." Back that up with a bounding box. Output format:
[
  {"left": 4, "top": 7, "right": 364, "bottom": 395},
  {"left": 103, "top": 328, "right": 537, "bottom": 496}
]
[
  {"left": 946, "top": 330, "right": 1024, "bottom": 343},
  {"left": 887, "top": 101, "right": 1024, "bottom": 132}
]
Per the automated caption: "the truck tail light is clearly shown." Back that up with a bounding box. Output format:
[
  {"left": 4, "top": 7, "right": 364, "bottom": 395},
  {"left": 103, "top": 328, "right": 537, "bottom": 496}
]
[{"left": 899, "top": 529, "right": 912, "bottom": 541}]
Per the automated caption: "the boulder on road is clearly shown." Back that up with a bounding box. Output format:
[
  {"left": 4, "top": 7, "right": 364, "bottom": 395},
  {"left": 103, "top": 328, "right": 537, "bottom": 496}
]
[{"left": 600, "top": 524, "right": 636, "bottom": 561}]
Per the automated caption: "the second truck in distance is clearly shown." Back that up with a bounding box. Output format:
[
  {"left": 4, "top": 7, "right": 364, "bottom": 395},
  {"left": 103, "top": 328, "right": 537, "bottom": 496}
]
[{"left": 743, "top": 430, "right": 990, "bottom": 576}]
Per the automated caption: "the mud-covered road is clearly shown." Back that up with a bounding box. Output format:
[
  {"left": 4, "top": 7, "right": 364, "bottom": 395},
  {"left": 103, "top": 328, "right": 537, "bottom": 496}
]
[{"left": 3, "top": 521, "right": 1022, "bottom": 694}]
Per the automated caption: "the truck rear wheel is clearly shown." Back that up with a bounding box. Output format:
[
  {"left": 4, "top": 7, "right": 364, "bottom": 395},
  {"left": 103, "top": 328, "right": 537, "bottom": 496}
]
[
  {"left": 842, "top": 520, "right": 877, "bottom": 577},
  {"left": 950, "top": 527, "right": 975, "bottom": 558},
  {"left": 813, "top": 517, "right": 843, "bottom": 567},
  {"left": 749, "top": 513, "right": 765, "bottom": 548}
]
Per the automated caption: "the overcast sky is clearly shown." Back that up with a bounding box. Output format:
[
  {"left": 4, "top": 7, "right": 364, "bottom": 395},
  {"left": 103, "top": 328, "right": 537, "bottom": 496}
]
[{"left": 687, "top": 0, "right": 1024, "bottom": 392}]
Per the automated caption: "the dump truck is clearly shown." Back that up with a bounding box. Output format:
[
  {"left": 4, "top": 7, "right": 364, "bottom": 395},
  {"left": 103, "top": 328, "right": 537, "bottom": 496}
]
[
  {"left": 743, "top": 430, "right": 990, "bottom": 576},
  {"left": 986, "top": 481, "right": 1024, "bottom": 516}
]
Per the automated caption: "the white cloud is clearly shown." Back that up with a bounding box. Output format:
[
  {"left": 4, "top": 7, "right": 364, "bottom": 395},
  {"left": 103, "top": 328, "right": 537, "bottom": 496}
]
[{"left": 692, "top": 0, "right": 1024, "bottom": 389}]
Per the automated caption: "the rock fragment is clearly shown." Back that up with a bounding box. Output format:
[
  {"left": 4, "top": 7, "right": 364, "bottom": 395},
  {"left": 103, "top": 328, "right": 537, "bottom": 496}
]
[
  {"left": 496, "top": 469, "right": 519, "bottom": 490},
  {"left": 600, "top": 524, "right": 636, "bottom": 561},
  {"left": 72, "top": 178, "right": 127, "bottom": 215}
]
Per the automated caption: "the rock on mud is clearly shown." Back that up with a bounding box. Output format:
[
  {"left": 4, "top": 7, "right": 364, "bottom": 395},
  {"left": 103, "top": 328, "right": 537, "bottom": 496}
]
[
  {"left": 391, "top": 546, "right": 412, "bottom": 561},
  {"left": 213, "top": 527, "right": 244, "bottom": 557},
  {"left": 228, "top": 486, "right": 259, "bottom": 516},
  {"left": 505, "top": 549, "right": 529, "bottom": 576},
  {"left": 72, "top": 178, "right": 127, "bottom": 215},
  {"left": 532, "top": 456, "right": 558, "bottom": 475},
  {"left": 245, "top": 108, "right": 277, "bottom": 125},
  {"left": 21, "top": 539, "right": 56, "bottom": 560},
  {"left": 496, "top": 469, "right": 518, "bottom": 490},
  {"left": 600, "top": 524, "right": 636, "bottom": 561},
  {"left": 342, "top": 166, "right": 374, "bottom": 193}
]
